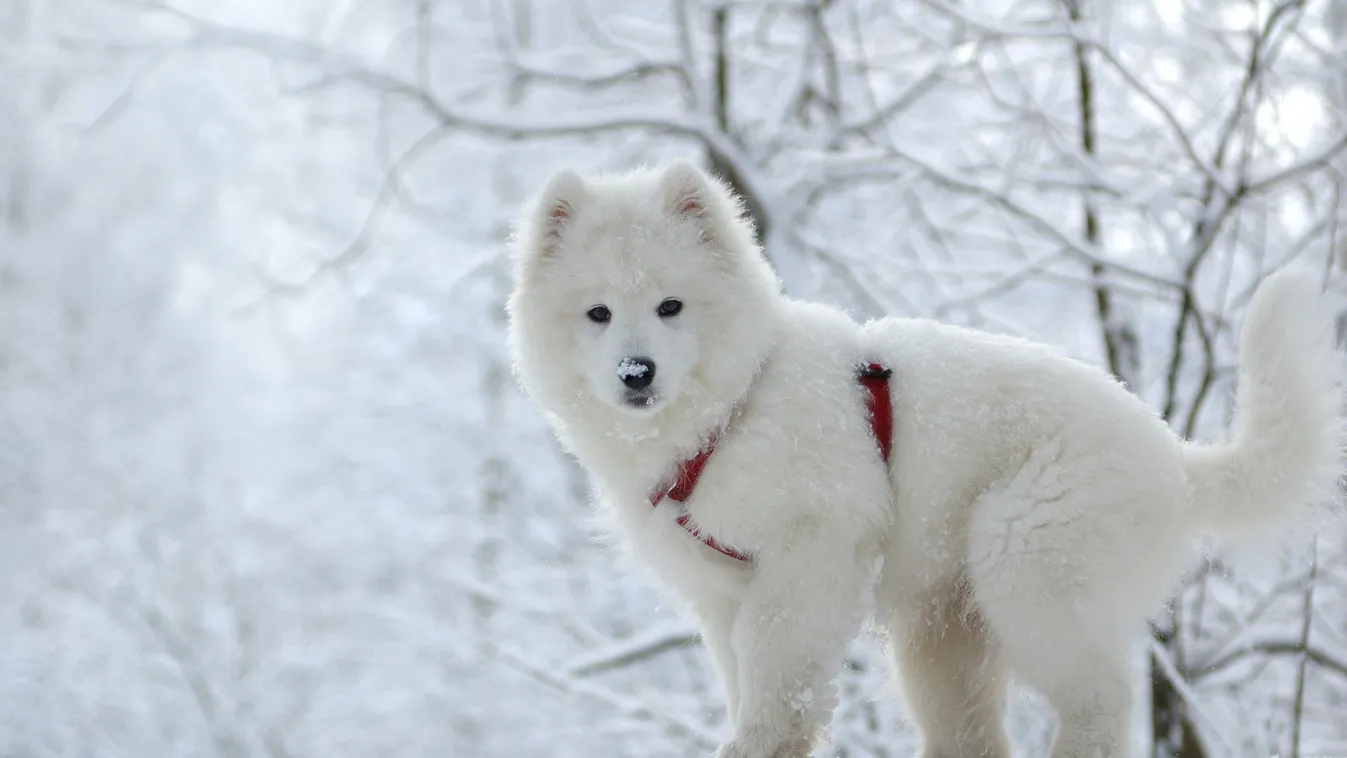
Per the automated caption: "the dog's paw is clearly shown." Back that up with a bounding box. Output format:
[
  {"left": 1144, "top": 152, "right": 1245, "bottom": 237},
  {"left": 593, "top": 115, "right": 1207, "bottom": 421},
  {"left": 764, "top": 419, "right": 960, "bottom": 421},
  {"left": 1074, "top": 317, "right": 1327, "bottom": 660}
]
[
  {"left": 714, "top": 728, "right": 814, "bottom": 758},
  {"left": 714, "top": 741, "right": 771, "bottom": 758}
]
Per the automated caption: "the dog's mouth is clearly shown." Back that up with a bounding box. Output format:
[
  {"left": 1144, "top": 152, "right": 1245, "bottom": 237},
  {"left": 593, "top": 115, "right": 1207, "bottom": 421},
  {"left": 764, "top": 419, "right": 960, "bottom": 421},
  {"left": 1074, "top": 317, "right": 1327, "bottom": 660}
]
[{"left": 622, "top": 390, "right": 659, "bottom": 411}]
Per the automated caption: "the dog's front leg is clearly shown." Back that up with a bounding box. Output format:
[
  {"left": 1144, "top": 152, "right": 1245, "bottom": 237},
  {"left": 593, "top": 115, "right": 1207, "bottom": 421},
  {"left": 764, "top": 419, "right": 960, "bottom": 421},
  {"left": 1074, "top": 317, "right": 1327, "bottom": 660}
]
[
  {"left": 715, "top": 520, "right": 874, "bottom": 758},
  {"left": 693, "top": 596, "right": 741, "bottom": 728}
]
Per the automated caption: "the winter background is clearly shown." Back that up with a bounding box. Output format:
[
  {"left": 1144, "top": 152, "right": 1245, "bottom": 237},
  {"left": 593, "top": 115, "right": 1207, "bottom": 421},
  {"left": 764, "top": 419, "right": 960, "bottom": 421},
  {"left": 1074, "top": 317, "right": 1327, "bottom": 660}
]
[{"left": 2, "top": 0, "right": 1347, "bottom": 756}]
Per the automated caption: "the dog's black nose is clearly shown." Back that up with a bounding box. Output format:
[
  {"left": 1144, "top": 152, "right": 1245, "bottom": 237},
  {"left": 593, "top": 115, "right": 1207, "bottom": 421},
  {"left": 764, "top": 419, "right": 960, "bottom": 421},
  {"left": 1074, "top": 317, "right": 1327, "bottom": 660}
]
[{"left": 618, "top": 356, "right": 656, "bottom": 390}]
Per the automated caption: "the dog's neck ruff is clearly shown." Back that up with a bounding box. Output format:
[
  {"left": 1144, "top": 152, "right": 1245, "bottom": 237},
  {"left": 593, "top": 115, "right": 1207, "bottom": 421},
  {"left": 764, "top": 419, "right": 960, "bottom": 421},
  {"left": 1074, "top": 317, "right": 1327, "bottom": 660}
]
[{"left": 648, "top": 362, "right": 895, "bottom": 563}]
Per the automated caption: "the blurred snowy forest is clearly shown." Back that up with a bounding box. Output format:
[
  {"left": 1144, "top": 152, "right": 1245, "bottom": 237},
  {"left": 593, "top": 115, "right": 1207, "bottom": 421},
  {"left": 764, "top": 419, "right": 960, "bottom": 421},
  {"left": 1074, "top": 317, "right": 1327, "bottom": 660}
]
[{"left": 2, "top": 0, "right": 1347, "bottom": 756}]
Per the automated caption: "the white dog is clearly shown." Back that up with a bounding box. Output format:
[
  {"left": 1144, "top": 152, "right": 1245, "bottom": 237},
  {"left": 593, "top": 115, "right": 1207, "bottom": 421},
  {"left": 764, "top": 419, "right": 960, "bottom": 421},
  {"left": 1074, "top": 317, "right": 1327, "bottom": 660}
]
[{"left": 505, "top": 160, "right": 1343, "bottom": 758}]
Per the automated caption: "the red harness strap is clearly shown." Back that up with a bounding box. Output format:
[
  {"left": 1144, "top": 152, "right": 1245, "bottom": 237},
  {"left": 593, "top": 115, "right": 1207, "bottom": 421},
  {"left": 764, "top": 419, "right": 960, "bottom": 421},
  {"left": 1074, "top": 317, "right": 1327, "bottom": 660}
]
[
  {"left": 857, "top": 363, "right": 894, "bottom": 464},
  {"left": 648, "top": 362, "right": 894, "bottom": 562}
]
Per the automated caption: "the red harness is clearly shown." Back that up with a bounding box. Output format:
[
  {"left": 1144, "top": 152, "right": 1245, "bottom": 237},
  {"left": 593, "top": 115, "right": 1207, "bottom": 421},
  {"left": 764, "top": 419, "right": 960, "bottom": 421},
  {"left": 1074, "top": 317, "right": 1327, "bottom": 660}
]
[{"left": 647, "top": 362, "right": 894, "bottom": 562}]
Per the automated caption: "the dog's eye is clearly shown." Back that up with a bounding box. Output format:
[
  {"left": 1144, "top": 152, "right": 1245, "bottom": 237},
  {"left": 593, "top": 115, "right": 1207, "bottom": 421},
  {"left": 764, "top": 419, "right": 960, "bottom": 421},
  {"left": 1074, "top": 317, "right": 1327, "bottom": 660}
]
[
  {"left": 657, "top": 298, "right": 683, "bottom": 318},
  {"left": 586, "top": 305, "right": 612, "bottom": 324}
]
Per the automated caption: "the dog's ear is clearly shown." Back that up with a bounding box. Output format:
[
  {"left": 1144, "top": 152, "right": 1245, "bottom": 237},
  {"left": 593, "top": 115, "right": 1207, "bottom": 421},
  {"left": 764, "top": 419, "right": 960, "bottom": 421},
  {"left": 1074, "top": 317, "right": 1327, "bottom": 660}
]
[
  {"left": 524, "top": 168, "right": 587, "bottom": 261},
  {"left": 660, "top": 159, "right": 718, "bottom": 227},
  {"left": 658, "top": 159, "right": 751, "bottom": 250}
]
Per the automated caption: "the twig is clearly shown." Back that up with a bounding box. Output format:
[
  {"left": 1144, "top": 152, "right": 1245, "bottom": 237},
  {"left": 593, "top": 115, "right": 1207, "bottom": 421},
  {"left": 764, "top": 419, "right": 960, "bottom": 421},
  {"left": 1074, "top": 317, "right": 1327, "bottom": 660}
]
[
  {"left": 235, "top": 123, "right": 452, "bottom": 308},
  {"left": 485, "top": 639, "right": 720, "bottom": 751},
  {"left": 1193, "top": 639, "right": 1347, "bottom": 683},
  {"left": 1289, "top": 539, "right": 1318, "bottom": 758},
  {"left": 1148, "top": 638, "right": 1236, "bottom": 756},
  {"left": 569, "top": 627, "right": 701, "bottom": 677}
]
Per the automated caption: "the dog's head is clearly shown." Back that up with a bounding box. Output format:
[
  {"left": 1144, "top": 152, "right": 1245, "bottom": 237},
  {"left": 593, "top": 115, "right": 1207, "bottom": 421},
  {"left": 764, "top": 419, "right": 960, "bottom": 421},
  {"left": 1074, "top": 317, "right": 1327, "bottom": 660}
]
[{"left": 506, "top": 160, "right": 781, "bottom": 424}]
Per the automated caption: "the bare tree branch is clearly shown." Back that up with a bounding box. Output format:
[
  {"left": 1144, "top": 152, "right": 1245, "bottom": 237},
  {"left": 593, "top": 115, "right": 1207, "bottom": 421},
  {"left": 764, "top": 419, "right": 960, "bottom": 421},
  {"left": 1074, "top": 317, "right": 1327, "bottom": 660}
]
[
  {"left": 236, "top": 123, "right": 452, "bottom": 307},
  {"left": 1289, "top": 539, "right": 1318, "bottom": 758},
  {"left": 1193, "top": 639, "right": 1347, "bottom": 683},
  {"left": 483, "top": 639, "right": 719, "bottom": 751},
  {"left": 819, "top": 148, "right": 1182, "bottom": 291},
  {"left": 569, "top": 627, "right": 700, "bottom": 677}
]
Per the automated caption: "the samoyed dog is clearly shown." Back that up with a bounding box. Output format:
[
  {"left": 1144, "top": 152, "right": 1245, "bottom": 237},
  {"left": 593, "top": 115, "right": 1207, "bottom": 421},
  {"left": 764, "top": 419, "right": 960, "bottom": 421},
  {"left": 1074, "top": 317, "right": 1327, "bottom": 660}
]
[{"left": 505, "top": 160, "right": 1343, "bottom": 758}]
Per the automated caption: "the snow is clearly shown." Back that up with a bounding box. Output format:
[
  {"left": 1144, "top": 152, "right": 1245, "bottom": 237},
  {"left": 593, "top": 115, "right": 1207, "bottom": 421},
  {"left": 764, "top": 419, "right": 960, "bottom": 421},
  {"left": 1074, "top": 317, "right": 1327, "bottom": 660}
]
[
  {"left": 1, "top": 1, "right": 1344, "bottom": 757},
  {"left": 617, "top": 358, "right": 651, "bottom": 379}
]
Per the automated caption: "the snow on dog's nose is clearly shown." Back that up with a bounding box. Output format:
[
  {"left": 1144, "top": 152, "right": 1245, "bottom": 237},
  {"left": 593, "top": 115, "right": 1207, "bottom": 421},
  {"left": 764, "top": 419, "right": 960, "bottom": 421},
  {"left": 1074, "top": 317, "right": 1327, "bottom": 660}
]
[{"left": 617, "top": 357, "right": 656, "bottom": 390}]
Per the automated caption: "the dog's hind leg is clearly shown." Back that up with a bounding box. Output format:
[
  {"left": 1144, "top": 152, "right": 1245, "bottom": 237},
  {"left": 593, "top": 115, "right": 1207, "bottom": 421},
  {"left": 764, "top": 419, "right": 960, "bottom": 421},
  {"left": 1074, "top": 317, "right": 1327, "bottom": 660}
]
[
  {"left": 966, "top": 441, "right": 1171, "bottom": 758},
  {"left": 984, "top": 617, "right": 1131, "bottom": 758},
  {"left": 972, "top": 556, "right": 1131, "bottom": 758},
  {"left": 887, "top": 578, "right": 1011, "bottom": 758}
]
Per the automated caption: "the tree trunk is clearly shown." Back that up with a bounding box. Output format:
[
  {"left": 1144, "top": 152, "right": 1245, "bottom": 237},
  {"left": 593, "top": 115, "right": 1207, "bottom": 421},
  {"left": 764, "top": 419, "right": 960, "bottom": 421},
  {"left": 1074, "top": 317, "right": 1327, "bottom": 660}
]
[
  {"left": 706, "top": 4, "right": 768, "bottom": 244},
  {"left": 1065, "top": 2, "right": 1200, "bottom": 753}
]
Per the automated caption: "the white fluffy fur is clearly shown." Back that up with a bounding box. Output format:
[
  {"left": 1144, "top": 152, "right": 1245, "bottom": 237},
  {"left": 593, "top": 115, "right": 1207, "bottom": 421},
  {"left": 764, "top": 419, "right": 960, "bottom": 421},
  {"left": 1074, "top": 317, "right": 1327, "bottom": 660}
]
[{"left": 506, "top": 161, "right": 1344, "bottom": 758}]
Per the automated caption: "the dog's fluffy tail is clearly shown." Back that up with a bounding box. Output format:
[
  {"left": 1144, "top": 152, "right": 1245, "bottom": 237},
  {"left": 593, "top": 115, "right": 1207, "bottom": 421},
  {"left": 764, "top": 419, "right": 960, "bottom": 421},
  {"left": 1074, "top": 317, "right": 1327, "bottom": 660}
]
[{"left": 1183, "top": 267, "right": 1343, "bottom": 541}]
